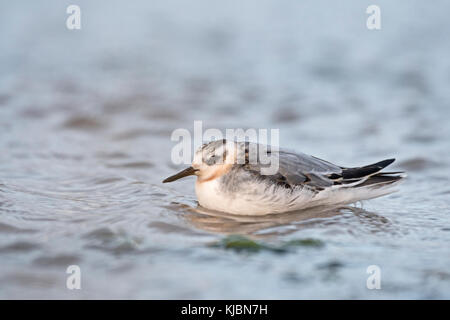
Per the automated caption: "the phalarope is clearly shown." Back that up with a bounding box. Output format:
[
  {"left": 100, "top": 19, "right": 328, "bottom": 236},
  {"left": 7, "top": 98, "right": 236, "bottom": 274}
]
[{"left": 163, "top": 140, "right": 405, "bottom": 215}]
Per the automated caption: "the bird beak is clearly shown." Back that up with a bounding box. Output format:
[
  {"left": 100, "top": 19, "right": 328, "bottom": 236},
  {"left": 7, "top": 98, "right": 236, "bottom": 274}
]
[{"left": 162, "top": 167, "right": 198, "bottom": 183}]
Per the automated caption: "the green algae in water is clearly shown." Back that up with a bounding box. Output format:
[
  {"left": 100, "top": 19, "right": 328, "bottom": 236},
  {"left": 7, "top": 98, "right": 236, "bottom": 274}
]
[
  {"left": 282, "top": 238, "right": 325, "bottom": 248},
  {"left": 211, "top": 235, "right": 325, "bottom": 253},
  {"left": 211, "top": 235, "right": 268, "bottom": 253}
]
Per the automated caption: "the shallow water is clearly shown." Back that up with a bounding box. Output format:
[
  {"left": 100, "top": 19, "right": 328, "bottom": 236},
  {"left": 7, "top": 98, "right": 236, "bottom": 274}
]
[{"left": 1, "top": 0, "right": 450, "bottom": 299}]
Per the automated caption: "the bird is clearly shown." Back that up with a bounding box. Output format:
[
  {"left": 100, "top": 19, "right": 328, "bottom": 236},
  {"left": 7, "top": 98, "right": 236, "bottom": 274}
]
[{"left": 163, "top": 140, "right": 405, "bottom": 215}]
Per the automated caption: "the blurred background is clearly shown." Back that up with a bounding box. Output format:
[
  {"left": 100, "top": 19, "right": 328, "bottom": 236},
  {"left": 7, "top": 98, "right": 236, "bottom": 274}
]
[{"left": 0, "top": 0, "right": 449, "bottom": 299}]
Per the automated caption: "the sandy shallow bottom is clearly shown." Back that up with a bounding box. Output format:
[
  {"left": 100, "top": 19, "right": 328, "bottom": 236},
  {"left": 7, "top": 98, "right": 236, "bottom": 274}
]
[{"left": 0, "top": 1, "right": 449, "bottom": 298}]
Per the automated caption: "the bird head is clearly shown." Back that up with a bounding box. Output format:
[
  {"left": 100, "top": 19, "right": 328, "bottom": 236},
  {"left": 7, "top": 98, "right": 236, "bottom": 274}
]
[{"left": 163, "top": 139, "right": 239, "bottom": 183}]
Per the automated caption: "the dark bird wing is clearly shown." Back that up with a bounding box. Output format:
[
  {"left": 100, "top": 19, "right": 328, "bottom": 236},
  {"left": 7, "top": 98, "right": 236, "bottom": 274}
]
[
  {"left": 275, "top": 150, "right": 342, "bottom": 187},
  {"left": 244, "top": 147, "right": 400, "bottom": 191}
]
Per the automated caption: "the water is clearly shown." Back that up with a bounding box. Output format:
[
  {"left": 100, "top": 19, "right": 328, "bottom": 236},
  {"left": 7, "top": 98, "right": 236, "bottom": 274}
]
[{"left": 0, "top": 0, "right": 449, "bottom": 299}]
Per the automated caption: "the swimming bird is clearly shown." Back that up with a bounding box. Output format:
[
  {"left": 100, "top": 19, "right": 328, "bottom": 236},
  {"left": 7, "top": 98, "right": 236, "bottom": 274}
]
[{"left": 163, "top": 140, "right": 405, "bottom": 215}]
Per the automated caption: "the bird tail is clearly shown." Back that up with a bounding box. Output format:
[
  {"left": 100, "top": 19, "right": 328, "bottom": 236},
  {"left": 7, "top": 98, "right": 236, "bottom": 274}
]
[{"left": 339, "top": 158, "right": 406, "bottom": 189}]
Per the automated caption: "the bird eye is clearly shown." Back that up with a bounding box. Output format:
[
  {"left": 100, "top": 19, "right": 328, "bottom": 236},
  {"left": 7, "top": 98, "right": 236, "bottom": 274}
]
[{"left": 206, "top": 154, "right": 224, "bottom": 165}]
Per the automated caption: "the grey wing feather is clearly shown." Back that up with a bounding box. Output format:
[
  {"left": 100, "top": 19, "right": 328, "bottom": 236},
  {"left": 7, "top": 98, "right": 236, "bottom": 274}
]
[
  {"left": 245, "top": 148, "right": 342, "bottom": 189},
  {"left": 241, "top": 142, "right": 398, "bottom": 190},
  {"left": 277, "top": 150, "right": 342, "bottom": 188},
  {"left": 278, "top": 150, "right": 341, "bottom": 174}
]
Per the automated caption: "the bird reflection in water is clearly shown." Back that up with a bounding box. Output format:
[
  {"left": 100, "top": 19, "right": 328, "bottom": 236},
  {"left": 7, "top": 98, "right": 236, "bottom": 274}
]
[{"left": 177, "top": 203, "right": 392, "bottom": 238}]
